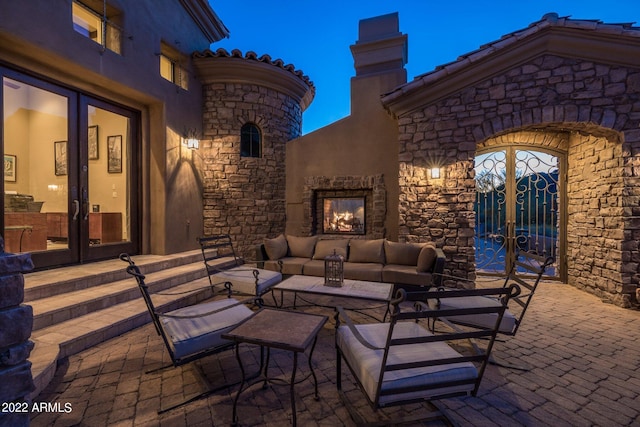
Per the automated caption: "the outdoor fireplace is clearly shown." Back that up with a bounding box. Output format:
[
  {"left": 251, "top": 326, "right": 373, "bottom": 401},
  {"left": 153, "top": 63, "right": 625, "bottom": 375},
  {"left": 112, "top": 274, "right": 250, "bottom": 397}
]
[{"left": 323, "top": 197, "right": 365, "bottom": 234}]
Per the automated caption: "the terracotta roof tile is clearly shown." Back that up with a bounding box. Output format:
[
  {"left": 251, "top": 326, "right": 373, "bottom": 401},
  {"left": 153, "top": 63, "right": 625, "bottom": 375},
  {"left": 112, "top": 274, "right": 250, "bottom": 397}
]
[{"left": 193, "top": 48, "right": 314, "bottom": 90}]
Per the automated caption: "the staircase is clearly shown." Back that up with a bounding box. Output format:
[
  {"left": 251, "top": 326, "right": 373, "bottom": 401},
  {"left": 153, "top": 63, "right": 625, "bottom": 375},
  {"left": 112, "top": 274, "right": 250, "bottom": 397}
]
[{"left": 24, "top": 250, "right": 231, "bottom": 399}]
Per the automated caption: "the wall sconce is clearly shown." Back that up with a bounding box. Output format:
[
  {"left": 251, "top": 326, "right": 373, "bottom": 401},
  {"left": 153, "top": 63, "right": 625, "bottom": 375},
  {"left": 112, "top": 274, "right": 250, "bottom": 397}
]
[
  {"left": 430, "top": 167, "right": 441, "bottom": 179},
  {"left": 183, "top": 137, "right": 199, "bottom": 150}
]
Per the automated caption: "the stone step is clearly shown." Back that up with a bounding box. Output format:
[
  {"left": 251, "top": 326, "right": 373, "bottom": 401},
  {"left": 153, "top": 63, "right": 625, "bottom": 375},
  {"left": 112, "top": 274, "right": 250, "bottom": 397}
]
[
  {"left": 29, "top": 261, "right": 207, "bottom": 331},
  {"left": 24, "top": 251, "right": 241, "bottom": 400},
  {"left": 23, "top": 250, "right": 204, "bottom": 301}
]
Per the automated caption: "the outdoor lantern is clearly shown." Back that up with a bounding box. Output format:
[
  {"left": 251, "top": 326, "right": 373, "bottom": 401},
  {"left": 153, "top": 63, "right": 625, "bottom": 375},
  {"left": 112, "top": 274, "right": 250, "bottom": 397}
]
[
  {"left": 430, "top": 167, "right": 441, "bottom": 179},
  {"left": 324, "top": 249, "right": 344, "bottom": 287}
]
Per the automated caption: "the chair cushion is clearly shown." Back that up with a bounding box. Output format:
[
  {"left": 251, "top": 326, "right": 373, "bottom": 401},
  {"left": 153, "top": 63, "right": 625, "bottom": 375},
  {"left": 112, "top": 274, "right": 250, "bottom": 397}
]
[
  {"left": 429, "top": 292, "right": 517, "bottom": 334},
  {"left": 349, "top": 239, "right": 385, "bottom": 264},
  {"left": 417, "top": 245, "right": 438, "bottom": 272},
  {"left": 286, "top": 235, "right": 317, "bottom": 258},
  {"left": 161, "top": 298, "right": 253, "bottom": 360},
  {"left": 382, "top": 264, "right": 432, "bottom": 287},
  {"left": 264, "top": 257, "right": 309, "bottom": 275},
  {"left": 313, "top": 239, "right": 349, "bottom": 260},
  {"left": 212, "top": 266, "right": 282, "bottom": 296},
  {"left": 384, "top": 240, "right": 424, "bottom": 266},
  {"left": 264, "top": 234, "right": 288, "bottom": 260},
  {"left": 337, "top": 322, "right": 478, "bottom": 405},
  {"left": 343, "top": 262, "right": 383, "bottom": 282}
]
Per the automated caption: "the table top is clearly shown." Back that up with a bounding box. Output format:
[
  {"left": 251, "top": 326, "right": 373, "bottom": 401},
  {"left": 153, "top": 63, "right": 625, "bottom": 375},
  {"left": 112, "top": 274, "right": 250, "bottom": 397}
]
[
  {"left": 222, "top": 308, "right": 328, "bottom": 352},
  {"left": 274, "top": 275, "right": 393, "bottom": 302}
]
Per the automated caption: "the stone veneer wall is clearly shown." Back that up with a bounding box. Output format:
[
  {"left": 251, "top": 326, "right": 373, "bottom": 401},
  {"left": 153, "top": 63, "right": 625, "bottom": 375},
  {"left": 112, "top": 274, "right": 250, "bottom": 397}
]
[
  {"left": 201, "top": 82, "right": 302, "bottom": 257},
  {"left": 0, "top": 245, "right": 34, "bottom": 427},
  {"left": 301, "top": 175, "right": 386, "bottom": 239},
  {"left": 396, "top": 54, "right": 640, "bottom": 306}
]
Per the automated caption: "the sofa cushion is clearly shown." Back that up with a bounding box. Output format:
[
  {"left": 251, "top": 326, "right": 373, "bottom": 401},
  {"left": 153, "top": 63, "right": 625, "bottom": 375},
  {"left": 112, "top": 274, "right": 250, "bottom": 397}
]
[
  {"left": 302, "top": 259, "right": 326, "bottom": 277},
  {"left": 264, "top": 257, "right": 309, "bottom": 275},
  {"left": 349, "top": 239, "right": 385, "bottom": 264},
  {"left": 161, "top": 298, "right": 253, "bottom": 360},
  {"left": 384, "top": 240, "right": 424, "bottom": 266},
  {"left": 286, "top": 235, "right": 317, "bottom": 258},
  {"left": 336, "top": 322, "right": 477, "bottom": 405},
  {"left": 382, "top": 265, "right": 432, "bottom": 287},
  {"left": 312, "top": 239, "right": 349, "bottom": 260},
  {"left": 417, "top": 245, "right": 438, "bottom": 272},
  {"left": 344, "top": 262, "right": 383, "bottom": 282},
  {"left": 264, "top": 234, "right": 288, "bottom": 260}
]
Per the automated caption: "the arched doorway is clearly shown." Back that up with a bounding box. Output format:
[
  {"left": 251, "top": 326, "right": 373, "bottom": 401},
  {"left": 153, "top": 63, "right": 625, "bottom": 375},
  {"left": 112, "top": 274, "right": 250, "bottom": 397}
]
[{"left": 474, "top": 146, "right": 565, "bottom": 279}]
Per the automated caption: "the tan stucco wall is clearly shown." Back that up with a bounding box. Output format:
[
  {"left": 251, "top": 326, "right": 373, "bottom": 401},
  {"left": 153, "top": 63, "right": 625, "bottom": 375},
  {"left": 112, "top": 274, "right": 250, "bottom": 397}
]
[
  {"left": 286, "top": 69, "right": 404, "bottom": 239},
  {"left": 0, "top": 0, "right": 217, "bottom": 255}
]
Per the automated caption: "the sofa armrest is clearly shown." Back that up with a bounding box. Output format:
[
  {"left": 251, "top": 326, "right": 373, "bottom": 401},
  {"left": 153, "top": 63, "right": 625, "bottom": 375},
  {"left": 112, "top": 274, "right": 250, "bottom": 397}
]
[
  {"left": 432, "top": 248, "right": 446, "bottom": 287},
  {"left": 255, "top": 243, "right": 268, "bottom": 268}
]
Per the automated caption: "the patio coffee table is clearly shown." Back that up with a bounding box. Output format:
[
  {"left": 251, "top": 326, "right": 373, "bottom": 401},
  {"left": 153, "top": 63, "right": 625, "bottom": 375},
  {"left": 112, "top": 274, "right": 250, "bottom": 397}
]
[
  {"left": 273, "top": 275, "right": 394, "bottom": 320},
  {"left": 222, "top": 308, "right": 327, "bottom": 427}
]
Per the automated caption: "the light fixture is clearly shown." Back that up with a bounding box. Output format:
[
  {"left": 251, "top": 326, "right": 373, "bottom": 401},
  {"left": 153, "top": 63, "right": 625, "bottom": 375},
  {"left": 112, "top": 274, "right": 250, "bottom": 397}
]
[
  {"left": 183, "top": 137, "right": 199, "bottom": 150},
  {"left": 430, "top": 167, "right": 441, "bottom": 179}
]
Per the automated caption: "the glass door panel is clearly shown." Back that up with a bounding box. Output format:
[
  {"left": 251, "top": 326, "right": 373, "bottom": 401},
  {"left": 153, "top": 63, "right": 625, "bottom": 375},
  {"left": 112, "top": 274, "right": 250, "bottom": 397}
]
[{"left": 2, "top": 76, "right": 77, "bottom": 266}]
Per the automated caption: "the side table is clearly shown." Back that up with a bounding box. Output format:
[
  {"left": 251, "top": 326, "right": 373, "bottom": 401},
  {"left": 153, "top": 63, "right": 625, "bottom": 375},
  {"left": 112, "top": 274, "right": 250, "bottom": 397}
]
[{"left": 222, "top": 308, "right": 328, "bottom": 426}]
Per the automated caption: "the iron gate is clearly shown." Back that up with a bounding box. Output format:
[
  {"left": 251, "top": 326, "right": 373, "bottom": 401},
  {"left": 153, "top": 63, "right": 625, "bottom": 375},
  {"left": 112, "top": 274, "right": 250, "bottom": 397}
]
[{"left": 475, "top": 148, "right": 563, "bottom": 278}]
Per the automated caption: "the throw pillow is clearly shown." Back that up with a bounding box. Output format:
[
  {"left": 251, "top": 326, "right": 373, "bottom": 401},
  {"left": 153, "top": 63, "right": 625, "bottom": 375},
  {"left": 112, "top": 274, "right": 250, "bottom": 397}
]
[
  {"left": 264, "top": 234, "right": 288, "bottom": 260},
  {"left": 384, "top": 240, "right": 423, "bottom": 266},
  {"left": 417, "top": 245, "right": 438, "bottom": 273},
  {"left": 312, "top": 239, "right": 349, "bottom": 260},
  {"left": 286, "top": 235, "right": 318, "bottom": 258},
  {"left": 349, "top": 239, "right": 385, "bottom": 263}
]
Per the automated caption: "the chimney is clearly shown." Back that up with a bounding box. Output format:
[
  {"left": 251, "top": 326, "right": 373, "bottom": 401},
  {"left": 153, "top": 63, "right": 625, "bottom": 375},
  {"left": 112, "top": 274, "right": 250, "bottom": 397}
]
[{"left": 350, "top": 12, "right": 408, "bottom": 77}]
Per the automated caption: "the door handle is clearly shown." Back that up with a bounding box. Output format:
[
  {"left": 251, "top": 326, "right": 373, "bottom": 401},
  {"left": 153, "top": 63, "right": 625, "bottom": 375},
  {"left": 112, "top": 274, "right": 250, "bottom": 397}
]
[
  {"left": 72, "top": 199, "right": 80, "bottom": 221},
  {"left": 82, "top": 187, "right": 89, "bottom": 221}
]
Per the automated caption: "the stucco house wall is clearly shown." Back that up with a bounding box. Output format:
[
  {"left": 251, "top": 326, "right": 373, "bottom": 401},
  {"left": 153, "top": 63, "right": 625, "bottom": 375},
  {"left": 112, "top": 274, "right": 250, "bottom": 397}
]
[{"left": 0, "top": 0, "right": 227, "bottom": 255}]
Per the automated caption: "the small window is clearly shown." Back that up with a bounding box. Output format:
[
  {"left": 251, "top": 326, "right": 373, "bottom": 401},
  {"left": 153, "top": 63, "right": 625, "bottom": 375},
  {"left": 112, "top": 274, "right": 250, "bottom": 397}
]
[
  {"left": 72, "top": 1, "right": 122, "bottom": 54},
  {"left": 160, "top": 44, "right": 188, "bottom": 90},
  {"left": 241, "top": 123, "right": 261, "bottom": 158}
]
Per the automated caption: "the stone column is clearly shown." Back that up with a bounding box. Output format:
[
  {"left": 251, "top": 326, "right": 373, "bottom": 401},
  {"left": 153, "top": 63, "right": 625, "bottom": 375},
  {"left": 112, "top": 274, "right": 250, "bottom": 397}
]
[{"left": 0, "top": 237, "right": 35, "bottom": 427}]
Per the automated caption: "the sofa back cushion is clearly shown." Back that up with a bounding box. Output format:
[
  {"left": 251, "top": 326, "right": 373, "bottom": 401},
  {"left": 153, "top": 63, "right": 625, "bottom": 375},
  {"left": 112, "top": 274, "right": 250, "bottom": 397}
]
[
  {"left": 349, "top": 239, "right": 385, "bottom": 264},
  {"left": 264, "top": 234, "right": 288, "bottom": 260},
  {"left": 286, "top": 235, "right": 318, "bottom": 258},
  {"left": 417, "top": 245, "right": 438, "bottom": 272},
  {"left": 313, "top": 239, "right": 349, "bottom": 260},
  {"left": 384, "top": 240, "right": 424, "bottom": 266}
]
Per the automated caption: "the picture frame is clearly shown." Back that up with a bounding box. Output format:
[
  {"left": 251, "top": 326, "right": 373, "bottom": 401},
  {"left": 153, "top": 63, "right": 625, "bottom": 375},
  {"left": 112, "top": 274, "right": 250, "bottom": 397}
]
[
  {"left": 88, "top": 125, "right": 99, "bottom": 159},
  {"left": 4, "top": 154, "right": 16, "bottom": 182},
  {"left": 107, "top": 135, "right": 122, "bottom": 173},
  {"left": 54, "top": 141, "right": 67, "bottom": 176}
]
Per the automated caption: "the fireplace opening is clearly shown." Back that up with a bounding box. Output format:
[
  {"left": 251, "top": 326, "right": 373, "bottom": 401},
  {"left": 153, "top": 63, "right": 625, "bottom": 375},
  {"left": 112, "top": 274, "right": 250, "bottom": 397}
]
[{"left": 323, "top": 197, "right": 365, "bottom": 234}]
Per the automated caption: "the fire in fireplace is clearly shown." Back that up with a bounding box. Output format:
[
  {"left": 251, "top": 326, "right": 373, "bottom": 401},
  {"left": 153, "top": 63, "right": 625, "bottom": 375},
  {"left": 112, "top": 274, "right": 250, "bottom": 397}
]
[{"left": 323, "top": 197, "right": 365, "bottom": 234}]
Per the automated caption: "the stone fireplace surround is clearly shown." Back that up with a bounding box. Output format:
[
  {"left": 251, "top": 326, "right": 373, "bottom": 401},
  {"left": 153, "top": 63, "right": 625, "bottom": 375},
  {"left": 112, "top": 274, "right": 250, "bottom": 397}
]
[{"left": 301, "top": 175, "right": 386, "bottom": 239}]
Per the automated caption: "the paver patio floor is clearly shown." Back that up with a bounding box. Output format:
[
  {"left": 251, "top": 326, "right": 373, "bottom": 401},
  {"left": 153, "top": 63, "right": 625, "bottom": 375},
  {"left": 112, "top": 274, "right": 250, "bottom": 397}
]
[{"left": 31, "top": 279, "right": 640, "bottom": 426}]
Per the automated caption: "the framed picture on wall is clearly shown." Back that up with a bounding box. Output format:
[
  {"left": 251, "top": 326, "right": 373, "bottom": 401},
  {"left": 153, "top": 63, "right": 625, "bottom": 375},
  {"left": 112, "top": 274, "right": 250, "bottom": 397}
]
[
  {"left": 4, "top": 154, "right": 16, "bottom": 182},
  {"left": 107, "top": 135, "right": 122, "bottom": 173},
  {"left": 88, "top": 125, "right": 99, "bottom": 159},
  {"left": 54, "top": 141, "right": 67, "bottom": 176}
]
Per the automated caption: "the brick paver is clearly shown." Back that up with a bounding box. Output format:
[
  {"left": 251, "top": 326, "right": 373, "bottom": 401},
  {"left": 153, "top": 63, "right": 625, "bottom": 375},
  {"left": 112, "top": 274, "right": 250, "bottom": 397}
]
[{"left": 31, "top": 281, "right": 640, "bottom": 426}]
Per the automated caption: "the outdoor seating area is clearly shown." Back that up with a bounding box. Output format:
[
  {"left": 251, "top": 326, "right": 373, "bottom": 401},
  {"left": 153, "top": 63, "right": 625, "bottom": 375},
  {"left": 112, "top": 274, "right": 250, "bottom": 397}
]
[{"left": 30, "top": 273, "right": 640, "bottom": 426}]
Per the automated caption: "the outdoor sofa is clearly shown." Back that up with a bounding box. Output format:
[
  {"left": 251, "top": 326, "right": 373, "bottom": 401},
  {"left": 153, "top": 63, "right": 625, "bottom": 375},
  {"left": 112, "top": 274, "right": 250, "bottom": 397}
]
[{"left": 256, "top": 235, "right": 445, "bottom": 288}]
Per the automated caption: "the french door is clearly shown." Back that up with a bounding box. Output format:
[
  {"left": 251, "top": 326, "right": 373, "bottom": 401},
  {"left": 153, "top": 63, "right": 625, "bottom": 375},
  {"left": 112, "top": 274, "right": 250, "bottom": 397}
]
[
  {"left": 1, "top": 69, "right": 139, "bottom": 268},
  {"left": 474, "top": 147, "right": 564, "bottom": 279}
]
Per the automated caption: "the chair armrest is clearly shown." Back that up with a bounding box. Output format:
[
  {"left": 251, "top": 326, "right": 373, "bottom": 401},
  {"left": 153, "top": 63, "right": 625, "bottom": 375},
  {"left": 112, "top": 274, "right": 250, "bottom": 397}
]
[
  {"left": 255, "top": 244, "right": 268, "bottom": 268},
  {"left": 432, "top": 248, "right": 446, "bottom": 286},
  {"left": 334, "top": 306, "right": 384, "bottom": 351}
]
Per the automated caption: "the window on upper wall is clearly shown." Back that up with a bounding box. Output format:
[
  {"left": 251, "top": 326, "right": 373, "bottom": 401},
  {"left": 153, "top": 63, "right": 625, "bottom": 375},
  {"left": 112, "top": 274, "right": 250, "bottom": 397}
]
[
  {"left": 72, "top": 1, "right": 122, "bottom": 54},
  {"left": 160, "top": 43, "right": 188, "bottom": 90},
  {"left": 241, "top": 123, "right": 261, "bottom": 158}
]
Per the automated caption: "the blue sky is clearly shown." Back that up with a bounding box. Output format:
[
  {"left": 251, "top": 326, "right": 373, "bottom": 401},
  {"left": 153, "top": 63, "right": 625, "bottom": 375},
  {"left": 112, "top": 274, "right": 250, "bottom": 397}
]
[{"left": 209, "top": 1, "right": 640, "bottom": 135}]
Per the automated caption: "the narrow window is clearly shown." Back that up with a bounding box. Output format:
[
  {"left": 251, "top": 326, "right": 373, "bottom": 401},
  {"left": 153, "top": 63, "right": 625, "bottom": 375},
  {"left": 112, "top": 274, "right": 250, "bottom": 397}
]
[
  {"left": 160, "top": 43, "right": 188, "bottom": 90},
  {"left": 241, "top": 123, "right": 261, "bottom": 158},
  {"left": 72, "top": 1, "right": 122, "bottom": 54}
]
